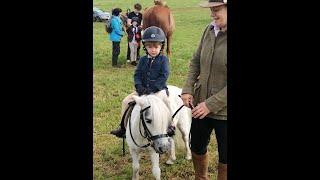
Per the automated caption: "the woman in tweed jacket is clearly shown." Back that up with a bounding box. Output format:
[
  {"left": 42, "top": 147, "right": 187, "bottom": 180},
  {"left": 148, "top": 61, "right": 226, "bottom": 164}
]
[{"left": 180, "top": 0, "right": 227, "bottom": 179}]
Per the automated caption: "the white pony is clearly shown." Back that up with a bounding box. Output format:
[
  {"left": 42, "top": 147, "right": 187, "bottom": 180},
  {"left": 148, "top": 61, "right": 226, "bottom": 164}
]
[
  {"left": 166, "top": 85, "right": 192, "bottom": 164},
  {"left": 126, "top": 85, "right": 192, "bottom": 180}
]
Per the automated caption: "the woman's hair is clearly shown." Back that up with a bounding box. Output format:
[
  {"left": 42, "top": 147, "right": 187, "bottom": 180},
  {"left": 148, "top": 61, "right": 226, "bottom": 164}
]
[{"left": 112, "top": 8, "right": 122, "bottom": 16}]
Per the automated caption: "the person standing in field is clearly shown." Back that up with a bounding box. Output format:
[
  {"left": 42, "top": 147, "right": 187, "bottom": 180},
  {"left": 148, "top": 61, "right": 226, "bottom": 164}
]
[
  {"left": 180, "top": 0, "right": 227, "bottom": 179},
  {"left": 126, "top": 17, "right": 142, "bottom": 66},
  {"left": 109, "top": 8, "right": 124, "bottom": 68},
  {"left": 125, "top": 8, "right": 131, "bottom": 17},
  {"left": 126, "top": 3, "right": 143, "bottom": 65}
]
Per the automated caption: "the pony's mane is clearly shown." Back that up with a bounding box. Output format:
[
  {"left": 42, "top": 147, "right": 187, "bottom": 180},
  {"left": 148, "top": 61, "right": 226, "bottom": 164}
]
[{"left": 145, "top": 95, "right": 170, "bottom": 130}]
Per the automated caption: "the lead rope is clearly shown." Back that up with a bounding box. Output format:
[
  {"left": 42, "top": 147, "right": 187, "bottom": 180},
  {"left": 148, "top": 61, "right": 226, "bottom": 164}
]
[
  {"left": 167, "top": 95, "right": 186, "bottom": 137},
  {"left": 177, "top": 95, "right": 194, "bottom": 149}
]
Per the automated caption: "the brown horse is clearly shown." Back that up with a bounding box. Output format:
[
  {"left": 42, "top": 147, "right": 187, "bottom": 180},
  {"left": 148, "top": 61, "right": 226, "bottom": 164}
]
[{"left": 142, "top": 0, "right": 175, "bottom": 61}]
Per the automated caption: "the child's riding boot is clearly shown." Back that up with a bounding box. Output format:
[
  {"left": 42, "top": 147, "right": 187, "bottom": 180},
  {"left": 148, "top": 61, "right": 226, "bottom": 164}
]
[{"left": 110, "top": 125, "right": 125, "bottom": 138}]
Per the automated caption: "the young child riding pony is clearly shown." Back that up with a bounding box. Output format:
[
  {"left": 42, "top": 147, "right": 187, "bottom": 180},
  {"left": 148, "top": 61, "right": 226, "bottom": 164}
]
[{"left": 110, "top": 26, "right": 172, "bottom": 137}]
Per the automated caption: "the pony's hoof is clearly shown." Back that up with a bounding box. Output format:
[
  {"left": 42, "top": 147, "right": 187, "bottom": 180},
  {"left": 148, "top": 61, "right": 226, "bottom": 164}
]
[
  {"left": 186, "top": 155, "right": 192, "bottom": 160},
  {"left": 166, "top": 159, "right": 174, "bottom": 165}
]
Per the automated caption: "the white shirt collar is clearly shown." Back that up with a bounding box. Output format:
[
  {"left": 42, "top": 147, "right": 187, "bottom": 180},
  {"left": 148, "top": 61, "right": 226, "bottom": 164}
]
[{"left": 211, "top": 21, "right": 221, "bottom": 37}]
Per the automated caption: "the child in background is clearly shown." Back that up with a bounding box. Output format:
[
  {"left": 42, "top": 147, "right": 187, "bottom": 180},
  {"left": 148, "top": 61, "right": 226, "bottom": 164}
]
[
  {"left": 126, "top": 17, "right": 142, "bottom": 66},
  {"left": 125, "top": 8, "right": 131, "bottom": 17}
]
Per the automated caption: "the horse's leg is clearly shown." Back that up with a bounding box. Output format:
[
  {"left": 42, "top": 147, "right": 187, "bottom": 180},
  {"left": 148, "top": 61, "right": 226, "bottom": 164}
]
[
  {"left": 166, "top": 137, "right": 176, "bottom": 165},
  {"left": 149, "top": 150, "right": 161, "bottom": 180},
  {"left": 184, "top": 134, "right": 192, "bottom": 160},
  {"left": 178, "top": 123, "right": 192, "bottom": 160},
  {"left": 166, "top": 35, "right": 171, "bottom": 61},
  {"left": 130, "top": 149, "right": 142, "bottom": 180}
]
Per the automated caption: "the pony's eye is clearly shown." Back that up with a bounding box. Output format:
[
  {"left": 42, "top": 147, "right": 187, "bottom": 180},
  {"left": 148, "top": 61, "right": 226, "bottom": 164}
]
[{"left": 145, "top": 118, "right": 152, "bottom": 123}]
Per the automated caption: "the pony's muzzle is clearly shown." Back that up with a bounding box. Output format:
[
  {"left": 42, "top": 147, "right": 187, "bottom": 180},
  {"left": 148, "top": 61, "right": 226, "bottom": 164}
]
[
  {"left": 157, "top": 145, "right": 169, "bottom": 154},
  {"left": 153, "top": 140, "right": 170, "bottom": 154}
]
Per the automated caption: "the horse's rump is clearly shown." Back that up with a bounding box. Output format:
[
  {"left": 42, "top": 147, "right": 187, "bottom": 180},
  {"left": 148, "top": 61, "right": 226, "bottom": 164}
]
[
  {"left": 142, "top": 5, "right": 174, "bottom": 37},
  {"left": 142, "top": 5, "right": 175, "bottom": 60},
  {"left": 154, "top": 0, "right": 167, "bottom": 7}
]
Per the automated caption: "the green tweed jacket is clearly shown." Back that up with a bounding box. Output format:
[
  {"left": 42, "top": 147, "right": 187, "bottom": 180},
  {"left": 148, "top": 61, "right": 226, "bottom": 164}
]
[{"left": 182, "top": 24, "right": 227, "bottom": 120}]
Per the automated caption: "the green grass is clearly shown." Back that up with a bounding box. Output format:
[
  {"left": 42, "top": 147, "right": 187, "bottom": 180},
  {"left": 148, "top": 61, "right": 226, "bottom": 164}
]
[{"left": 94, "top": 0, "right": 219, "bottom": 179}]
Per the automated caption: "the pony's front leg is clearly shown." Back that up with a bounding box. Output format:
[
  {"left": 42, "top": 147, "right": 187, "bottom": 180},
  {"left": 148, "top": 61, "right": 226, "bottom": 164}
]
[
  {"left": 166, "top": 137, "right": 176, "bottom": 165},
  {"left": 131, "top": 149, "right": 142, "bottom": 180},
  {"left": 149, "top": 150, "right": 161, "bottom": 180}
]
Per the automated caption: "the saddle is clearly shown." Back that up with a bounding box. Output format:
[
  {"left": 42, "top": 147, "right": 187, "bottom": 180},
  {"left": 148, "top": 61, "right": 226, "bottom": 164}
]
[{"left": 121, "top": 101, "right": 136, "bottom": 131}]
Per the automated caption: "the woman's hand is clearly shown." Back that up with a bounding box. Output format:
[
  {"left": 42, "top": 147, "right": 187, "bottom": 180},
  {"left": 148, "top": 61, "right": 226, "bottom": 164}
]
[
  {"left": 180, "top": 93, "right": 194, "bottom": 109},
  {"left": 192, "top": 102, "right": 210, "bottom": 119}
]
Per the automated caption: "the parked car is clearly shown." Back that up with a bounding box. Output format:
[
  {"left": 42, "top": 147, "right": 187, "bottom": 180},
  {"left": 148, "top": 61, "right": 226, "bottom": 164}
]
[{"left": 93, "top": 7, "right": 111, "bottom": 22}]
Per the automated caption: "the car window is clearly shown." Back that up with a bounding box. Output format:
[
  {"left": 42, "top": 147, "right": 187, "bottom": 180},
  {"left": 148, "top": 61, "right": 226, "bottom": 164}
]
[{"left": 95, "top": 9, "right": 104, "bottom": 13}]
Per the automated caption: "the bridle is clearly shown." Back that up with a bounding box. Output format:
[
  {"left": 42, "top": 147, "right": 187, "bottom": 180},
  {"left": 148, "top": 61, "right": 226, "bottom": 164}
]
[
  {"left": 121, "top": 94, "right": 195, "bottom": 157},
  {"left": 128, "top": 96, "right": 191, "bottom": 150},
  {"left": 129, "top": 105, "right": 169, "bottom": 149}
]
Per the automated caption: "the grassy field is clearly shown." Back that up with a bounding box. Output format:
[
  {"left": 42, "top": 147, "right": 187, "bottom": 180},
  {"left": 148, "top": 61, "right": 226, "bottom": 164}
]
[{"left": 93, "top": 0, "right": 219, "bottom": 179}]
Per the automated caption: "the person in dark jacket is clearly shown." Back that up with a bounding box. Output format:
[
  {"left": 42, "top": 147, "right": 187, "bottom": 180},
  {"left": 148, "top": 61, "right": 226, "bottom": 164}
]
[
  {"left": 110, "top": 26, "right": 171, "bottom": 137},
  {"left": 126, "top": 17, "right": 142, "bottom": 66},
  {"left": 126, "top": 3, "right": 143, "bottom": 62}
]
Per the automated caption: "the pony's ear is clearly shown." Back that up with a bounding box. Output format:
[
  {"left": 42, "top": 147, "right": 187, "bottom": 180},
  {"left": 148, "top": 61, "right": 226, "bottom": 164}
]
[{"left": 133, "top": 95, "right": 144, "bottom": 106}]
